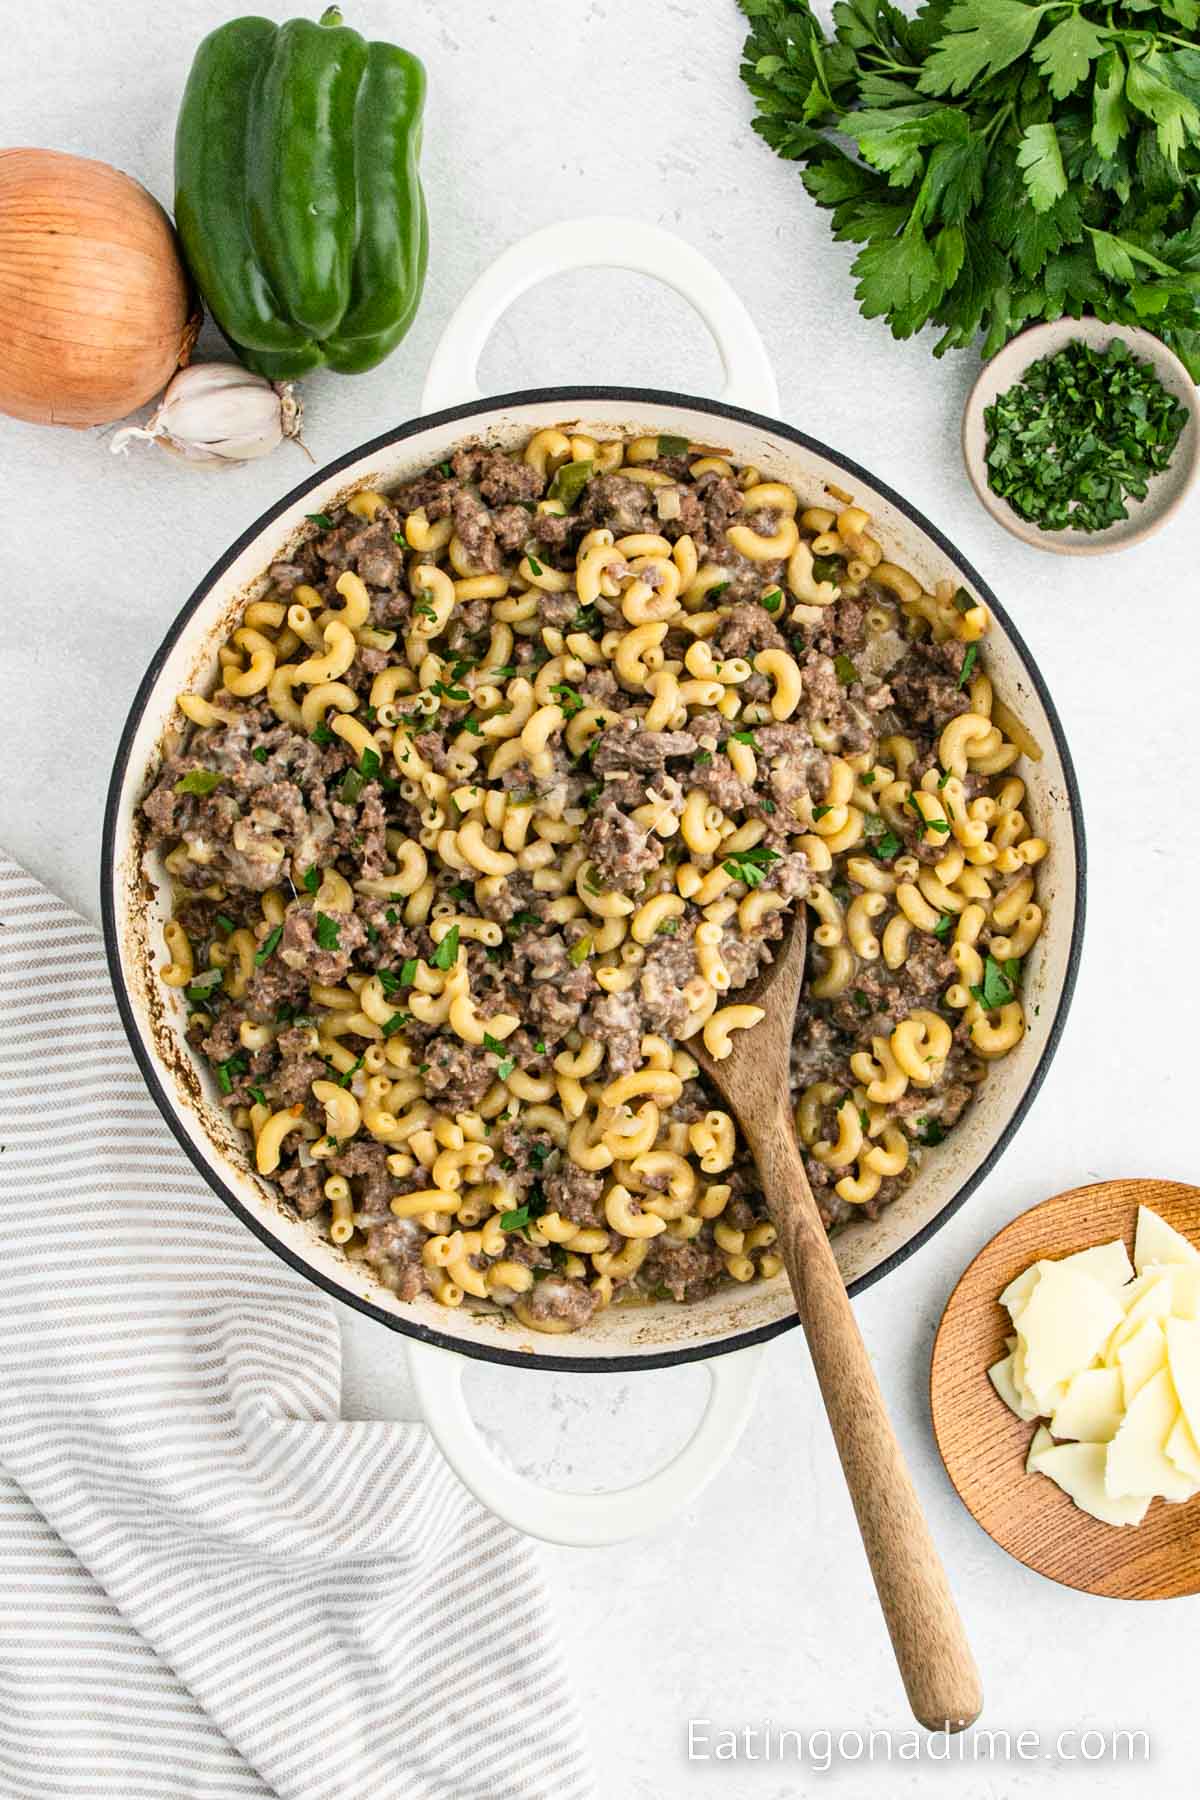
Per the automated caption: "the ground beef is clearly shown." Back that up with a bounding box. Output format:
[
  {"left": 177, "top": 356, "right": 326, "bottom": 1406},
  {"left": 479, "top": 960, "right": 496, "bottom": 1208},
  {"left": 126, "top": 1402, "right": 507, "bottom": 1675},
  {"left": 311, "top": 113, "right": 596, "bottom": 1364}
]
[
  {"left": 583, "top": 803, "right": 662, "bottom": 894},
  {"left": 591, "top": 722, "right": 696, "bottom": 775},
  {"left": 640, "top": 1238, "right": 725, "bottom": 1302},
  {"left": 888, "top": 639, "right": 970, "bottom": 731},
  {"left": 451, "top": 488, "right": 501, "bottom": 572},
  {"left": 589, "top": 991, "right": 641, "bottom": 1076},
  {"left": 364, "top": 1218, "right": 428, "bottom": 1301},
  {"left": 278, "top": 1164, "right": 325, "bottom": 1220},
  {"left": 578, "top": 474, "right": 657, "bottom": 535},
  {"left": 476, "top": 451, "right": 544, "bottom": 507},
  {"left": 518, "top": 1276, "right": 597, "bottom": 1331},
  {"left": 714, "top": 601, "right": 786, "bottom": 661},
  {"left": 329, "top": 1140, "right": 395, "bottom": 1215},
  {"left": 279, "top": 904, "right": 366, "bottom": 984},
  {"left": 420, "top": 1039, "right": 494, "bottom": 1112},
  {"left": 638, "top": 933, "right": 696, "bottom": 1034},
  {"left": 544, "top": 1163, "right": 604, "bottom": 1227}
]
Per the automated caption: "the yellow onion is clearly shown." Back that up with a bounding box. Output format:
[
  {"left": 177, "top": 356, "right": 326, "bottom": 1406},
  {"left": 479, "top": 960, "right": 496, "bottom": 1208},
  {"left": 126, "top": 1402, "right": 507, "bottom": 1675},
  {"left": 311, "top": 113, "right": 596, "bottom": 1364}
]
[{"left": 0, "top": 147, "right": 199, "bottom": 427}]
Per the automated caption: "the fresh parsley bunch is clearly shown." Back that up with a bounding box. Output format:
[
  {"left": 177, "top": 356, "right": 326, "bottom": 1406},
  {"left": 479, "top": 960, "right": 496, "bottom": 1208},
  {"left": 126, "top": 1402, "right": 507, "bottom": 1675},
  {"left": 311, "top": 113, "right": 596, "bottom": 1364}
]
[{"left": 739, "top": 0, "right": 1200, "bottom": 374}]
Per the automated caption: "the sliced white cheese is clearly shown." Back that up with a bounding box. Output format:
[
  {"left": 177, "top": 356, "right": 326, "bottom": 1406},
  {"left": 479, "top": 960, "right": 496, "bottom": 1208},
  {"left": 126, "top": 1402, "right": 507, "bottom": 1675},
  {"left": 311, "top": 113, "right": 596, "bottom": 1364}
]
[
  {"left": 1165, "top": 1411, "right": 1200, "bottom": 1484},
  {"left": 1105, "top": 1368, "right": 1196, "bottom": 1502},
  {"left": 1115, "top": 1319, "right": 1168, "bottom": 1409},
  {"left": 1000, "top": 1261, "right": 1045, "bottom": 1322},
  {"left": 1135, "top": 1206, "right": 1200, "bottom": 1276},
  {"left": 1009, "top": 1339, "right": 1051, "bottom": 1415},
  {"left": 1106, "top": 1270, "right": 1174, "bottom": 1356},
  {"left": 1059, "top": 1239, "right": 1135, "bottom": 1294},
  {"left": 1165, "top": 1316, "right": 1200, "bottom": 1447},
  {"left": 1050, "top": 1367, "right": 1125, "bottom": 1444},
  {"left": 1018, "top": 1265, "right": 1124, "bottom": 1414},
  {"left": 989, "top": 1352, "right": 1042, "bottom": 1421},
  {"left": 1026, "top": 1423, "right": 1056, "bottom": 1472},
  {"left": 1030, "top": 1439, "right": 1151, "bottom": 1527},
  {"left": 1156, "top": 1262, "right": 1200, "bottom": 1321}
]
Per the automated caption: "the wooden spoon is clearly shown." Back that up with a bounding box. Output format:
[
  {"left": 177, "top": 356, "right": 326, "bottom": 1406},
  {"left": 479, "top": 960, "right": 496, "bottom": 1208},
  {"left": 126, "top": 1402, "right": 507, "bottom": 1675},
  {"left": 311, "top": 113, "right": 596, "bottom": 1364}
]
[{"left": 692, "top": 911, "right": 983, "bottom": 1731}]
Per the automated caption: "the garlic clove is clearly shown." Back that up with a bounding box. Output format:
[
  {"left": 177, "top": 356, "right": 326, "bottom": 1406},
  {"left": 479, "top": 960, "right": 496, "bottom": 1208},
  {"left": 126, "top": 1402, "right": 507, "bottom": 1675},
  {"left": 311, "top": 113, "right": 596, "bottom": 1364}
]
[{"left": 110, "top": 362, "right": 304, "bottom": 467}]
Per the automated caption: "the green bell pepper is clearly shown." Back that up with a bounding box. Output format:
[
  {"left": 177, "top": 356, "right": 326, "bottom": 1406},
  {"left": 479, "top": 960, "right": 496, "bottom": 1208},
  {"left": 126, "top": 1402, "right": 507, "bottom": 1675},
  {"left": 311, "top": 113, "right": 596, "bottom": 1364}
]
[{"left": 174, "top": 7, "right": 427, "bottom": 379}]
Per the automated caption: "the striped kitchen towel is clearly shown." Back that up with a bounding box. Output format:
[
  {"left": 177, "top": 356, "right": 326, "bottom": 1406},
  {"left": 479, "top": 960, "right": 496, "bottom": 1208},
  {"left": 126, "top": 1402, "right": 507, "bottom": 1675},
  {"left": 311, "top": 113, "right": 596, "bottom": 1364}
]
[{"left": 0, "top": 851, "right": 594, "bottom": 1800}]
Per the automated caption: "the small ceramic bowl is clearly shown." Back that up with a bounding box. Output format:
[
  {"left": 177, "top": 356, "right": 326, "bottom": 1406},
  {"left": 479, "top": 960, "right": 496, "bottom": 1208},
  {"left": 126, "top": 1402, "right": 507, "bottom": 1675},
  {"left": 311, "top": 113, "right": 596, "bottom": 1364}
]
[{"left": 962, "top": 317, "right": 1200, "bottom": 556}]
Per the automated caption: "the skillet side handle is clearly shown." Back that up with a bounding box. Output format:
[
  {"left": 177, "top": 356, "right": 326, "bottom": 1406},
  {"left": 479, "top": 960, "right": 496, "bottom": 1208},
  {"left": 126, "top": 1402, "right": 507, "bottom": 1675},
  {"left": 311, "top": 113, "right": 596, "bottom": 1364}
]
[
  {"left": 419, "top": 215, "right": 780, "bottom": 416},
  {"left": 406, "top": 1338, "right": 765, "bottom": 1547}
]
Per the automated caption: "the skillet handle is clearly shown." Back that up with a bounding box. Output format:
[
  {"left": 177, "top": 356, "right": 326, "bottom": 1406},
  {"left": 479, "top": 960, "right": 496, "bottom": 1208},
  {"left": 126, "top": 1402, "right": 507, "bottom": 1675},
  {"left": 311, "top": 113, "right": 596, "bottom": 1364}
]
[
  {"left": 420, "top": 215, "right": 779, "bottom": 416},
  {"left": 406, "top": 1338, "right": 765, "bottom": 1546}
]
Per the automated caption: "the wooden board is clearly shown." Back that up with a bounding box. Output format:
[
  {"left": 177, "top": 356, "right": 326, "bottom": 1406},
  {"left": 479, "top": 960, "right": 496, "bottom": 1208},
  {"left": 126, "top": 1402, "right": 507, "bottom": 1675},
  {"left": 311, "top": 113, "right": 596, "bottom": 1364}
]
[{"left": 930, "top": 1179, "right": 1200, "bottom": 1600}]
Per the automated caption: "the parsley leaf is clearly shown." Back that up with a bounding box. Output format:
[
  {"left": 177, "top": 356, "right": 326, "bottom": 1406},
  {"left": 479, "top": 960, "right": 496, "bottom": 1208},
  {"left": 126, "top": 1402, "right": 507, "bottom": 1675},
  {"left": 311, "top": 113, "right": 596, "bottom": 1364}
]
[
  {"left": 431, "top": 925, "right": 460, "bottom": 971},
  {"left": 971, "top": 954, "right": 1021, "bottom": 1012},
  {"left": 305, "top": 512, "right": 334, "bottom": 529},
  {"left": 302, "top": 866, "right": 320, "bottom": 895},
  {"left": 254, "top": 925, "right": 282, "bottom": 966},
  {"left": 833, "top": 654, "right": 858, "bottom": 686},
  {"left": 957, "top": 644, "right": 978, "bottom": 690},
  {"left": 723, "top": 845, "right": 781, "bottom": 889},
  {"left": 314, "top": 912, "right": 341, "bottom": 952}
]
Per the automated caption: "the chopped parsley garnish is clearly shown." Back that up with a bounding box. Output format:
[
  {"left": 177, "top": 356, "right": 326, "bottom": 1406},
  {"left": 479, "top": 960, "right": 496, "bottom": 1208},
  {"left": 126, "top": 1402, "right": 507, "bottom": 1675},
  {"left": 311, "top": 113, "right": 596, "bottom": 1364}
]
[
  {"left": 957, "top": 645, "right": 978, "bottom": 691},
  {"left": 461, "top": 716, "right": 484, "bottom": 735},
  {"left": 729, "top": 729, "right": 757, "bottom": 745},
  {"left": 852, "top": 989, "right": 871, "bottom": 1012},
  {"left": 305, "top": 512, "right": 334, "bottom": 529},
  {"left": 339, "top": 768, "right": 366, "bottom": 805},
  {"left": 723, "top": 845, "right": 780, "bottom": 889},
  {"left": 310, "top": 722, "right": 334, "bottom": 746},
  {"left": 392, "top": 529, "right": 408, "bottom": 547},
  {"left": 971, "top": 955, "right": 1021, "bottom": 1013},
  {"left": 336, "top": 1056, "right": 364, "bottom": 1090},
  {"left": 569, "top": 606, "right": 598, "bottom": 634},
  {"left": 301, "top": 866, "right": 320, "bottom": 895},
  {"left": 500, "top": 1185, "right": 547, "bottom": 1234},
  {"left": 529, "top": 1140, "right": 550, "bottom": 1167},
  {"left": 568, "top": 934, "right": 593, "bottom": 966},
  {"left": 760, "top": 798, "right": 776, "bottom": 814},
  {"left": 547, "top": 459, "right": 593, "bottom": 508},
  {"left": 656, "top": 917, "right": 680, "bottom": 936},
  {"left": 174, "top": 769, "right": 223, "bottom": 796},
  {"left": 694, "top": 751, "right": 713, "bottom": 766},
  {"left": 918, "top": 1119, "right": 947, "bottom": 1148},
  {"left": 550, "top": 682, "right": 584, "bottom": 718},
  {"left": 251, "top": 746, "right": 269, "bottom": 765},
  {"left": 385, "top": 908, "right": 399, "bottom": 925},
  {"left": 186, "top": 969, "right": 223, "bottom": 1002},
  {"left": 431, "top": 924, "right": 460, "bottom": 970},
  {"left": 708, "top": 580, "right": 731, "bottom": 601},
  {"left": 507, "top": 910, "right": 541, "bottom": 933},
  {"left": 378, "top": 968, "right": 401, "bottom": 994},
  {"left": 215, "top": 914, "right": 235, "bottom": 935},
  {"left": 382, "top": 1012, "right": 409, "bottom": 1038},
  {"left": 398, "top": 958, "right": 419, "bottom": 987},
  {"left": 315, "top": 912, "right": 341, "bottom": 952},
  {"left": 534, "top": 1040, "right": 547, "bottom": 1057},
  {"left": 869, "top": 830, "right": 903, "bottom": 861},
  {"left": 413, "top": 600, "right": 437, "bottom": 622},
  {"left": 248, "top": 1085, "right": 268, "bottom": 1108},
  {"left": 358, "top": 746, "right": 381, "bottom": 779},
  {"left": 526, "top": 553, "right": 544, "bottom": 576},
  {"left": 954, "top": 589, "right": 976, "bottom": 615},
  {"left": 833, "top": 654, "right": 858, "bottom": 687},
  {"left": 924, "top": 817, "right": 951, "bottom": 835},
  {"left": 985, "top": 340, "right": 1189, "bottom": 535},
  {"left": 861, "top": 772, "right": 875, "bottom": 787},
  {"left": 254, "top": 925, "right": 282, "bottom": 966},
  {"left": 812, "top": 804, "right": 832, "bottom": 822},
  {"left": 761, "top": 588, "right": 783, "bottom": 614},
  {"left": 657, "top": 433, "right": 689, "bottom": 457},
  {"left": 810, "top": 555, "right": 841, "bottom": 584},
  {"left": 932, "top": 914, "right": 954, "bottom": 941},
  {"left": 438, "top": 461, "right": 452, "bottom": 477},
  {"left": 215, "top": 1052, "right": 247, "bottom": 1096}
]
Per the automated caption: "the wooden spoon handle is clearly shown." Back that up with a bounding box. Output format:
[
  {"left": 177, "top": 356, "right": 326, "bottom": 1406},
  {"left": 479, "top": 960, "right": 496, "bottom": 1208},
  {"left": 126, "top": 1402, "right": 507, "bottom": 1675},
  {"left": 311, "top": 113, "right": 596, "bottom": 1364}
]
[{"left": 758, "top": 1111, "right": 982, "bottom": 1731}]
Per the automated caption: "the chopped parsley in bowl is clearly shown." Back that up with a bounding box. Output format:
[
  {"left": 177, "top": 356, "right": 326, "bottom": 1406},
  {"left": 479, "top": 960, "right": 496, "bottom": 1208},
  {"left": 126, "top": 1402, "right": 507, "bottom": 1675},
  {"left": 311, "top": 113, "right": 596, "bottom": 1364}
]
[{"left": 962, "top": 319, "right": 1199, "bottom": 556}]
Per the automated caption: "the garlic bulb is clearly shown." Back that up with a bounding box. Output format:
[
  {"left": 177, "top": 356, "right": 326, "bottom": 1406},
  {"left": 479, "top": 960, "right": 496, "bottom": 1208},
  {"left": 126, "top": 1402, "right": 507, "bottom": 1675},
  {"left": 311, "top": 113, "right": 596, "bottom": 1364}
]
[{"left": 110, "top": 363, "right": 304, "bottom": 467}]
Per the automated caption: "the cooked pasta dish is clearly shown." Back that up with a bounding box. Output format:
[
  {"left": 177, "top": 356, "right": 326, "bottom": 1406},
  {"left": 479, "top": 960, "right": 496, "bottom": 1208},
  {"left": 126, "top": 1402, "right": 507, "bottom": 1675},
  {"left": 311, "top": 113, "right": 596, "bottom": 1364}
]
[{"left": 143, "top": 428, "right": 1046, "bottom": 1333}]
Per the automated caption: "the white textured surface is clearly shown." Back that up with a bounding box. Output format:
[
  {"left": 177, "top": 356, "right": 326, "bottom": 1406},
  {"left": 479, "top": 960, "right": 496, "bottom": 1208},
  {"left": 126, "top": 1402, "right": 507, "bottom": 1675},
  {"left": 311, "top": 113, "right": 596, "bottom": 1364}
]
[{"left": 2, "top": 2, "right": 1198, "bottom": 1795}]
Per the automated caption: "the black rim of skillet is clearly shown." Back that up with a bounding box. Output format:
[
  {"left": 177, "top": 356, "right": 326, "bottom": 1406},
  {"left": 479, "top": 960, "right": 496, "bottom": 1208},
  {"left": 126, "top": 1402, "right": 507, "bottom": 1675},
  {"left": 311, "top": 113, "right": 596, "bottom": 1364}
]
[{"left": 101, "top": 385, "right": 1088, "bottom": 1376}]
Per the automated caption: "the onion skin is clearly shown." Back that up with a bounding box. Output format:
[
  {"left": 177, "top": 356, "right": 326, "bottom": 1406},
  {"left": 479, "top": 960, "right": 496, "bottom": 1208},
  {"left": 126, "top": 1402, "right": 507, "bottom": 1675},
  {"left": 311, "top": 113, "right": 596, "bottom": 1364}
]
[{"left": 0, "top": 147, "right": 200, "bottom": 427}]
